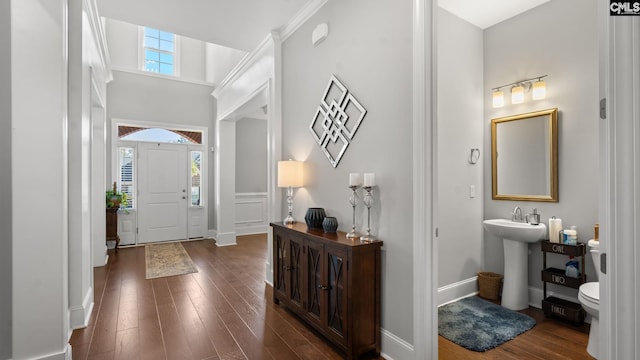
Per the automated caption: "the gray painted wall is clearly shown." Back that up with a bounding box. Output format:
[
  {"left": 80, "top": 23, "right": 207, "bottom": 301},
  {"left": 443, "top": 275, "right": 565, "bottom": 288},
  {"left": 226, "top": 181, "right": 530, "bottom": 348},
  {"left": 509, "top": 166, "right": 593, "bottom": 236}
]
[
  {"left": 483, "top": 0, "right": 598, "bottom": 300},
  {"left": 0, "top": 1, "right": 11, "bottom": 356},
  {"left": 282, "top": 0, "right": 413, "bottom": 343},
  {"left": 236, "top": 118, "right": 267, "bottom": 193},
  {"left": 437, "top": 8, "right": 484, "bottom": 288}
]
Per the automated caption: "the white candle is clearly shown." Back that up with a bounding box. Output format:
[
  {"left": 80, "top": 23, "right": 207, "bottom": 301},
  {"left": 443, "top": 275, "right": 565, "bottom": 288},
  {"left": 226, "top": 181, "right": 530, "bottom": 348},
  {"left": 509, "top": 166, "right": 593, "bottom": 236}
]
[
  {"left": 349, "top": 173, "right": 363, "bottom": 187},
  {"left": 363, "top": 173, "right": 375, "bottom": 187}
]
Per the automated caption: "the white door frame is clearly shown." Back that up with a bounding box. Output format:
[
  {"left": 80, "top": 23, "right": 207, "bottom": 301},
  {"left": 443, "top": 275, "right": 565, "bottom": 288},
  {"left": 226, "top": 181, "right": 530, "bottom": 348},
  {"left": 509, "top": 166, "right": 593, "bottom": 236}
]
[
  {"left": 110, "top": 119, "right": 208, "bottom": 245},
  {"left": 598, "top": 7, "right": 640, "bottom": 359},
  {"left": 413, "top": 0, "right": 438, "bottom": 358}
]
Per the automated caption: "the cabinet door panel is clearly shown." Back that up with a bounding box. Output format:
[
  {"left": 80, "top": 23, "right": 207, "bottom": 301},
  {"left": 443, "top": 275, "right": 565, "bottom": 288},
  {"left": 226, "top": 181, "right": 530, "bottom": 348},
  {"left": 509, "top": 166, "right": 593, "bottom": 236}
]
[
  {"left": 287, "top": 236, "right": 305, "bottom": 312},
  {"left": 326, "top": 246, "right": 347, "bottom": 343},
  {"left": 306, "top": 241, "right": 324, "bottom": 327},
  {"left": 274, "top": 232, "right": 287, "bottom": 299}
]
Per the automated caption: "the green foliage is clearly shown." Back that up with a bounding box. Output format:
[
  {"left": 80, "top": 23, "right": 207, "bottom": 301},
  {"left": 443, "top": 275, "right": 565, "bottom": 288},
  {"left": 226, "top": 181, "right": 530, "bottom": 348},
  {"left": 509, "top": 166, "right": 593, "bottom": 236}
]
[{"left": 106, "top": 182, "right": 129, "bottom": 209}]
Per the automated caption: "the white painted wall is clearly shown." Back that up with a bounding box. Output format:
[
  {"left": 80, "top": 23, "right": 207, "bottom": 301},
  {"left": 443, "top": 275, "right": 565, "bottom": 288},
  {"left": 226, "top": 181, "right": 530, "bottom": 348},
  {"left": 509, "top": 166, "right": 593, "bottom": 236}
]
[
  {"left": 105, "top": 71, "right": 214, "bottom": 177},
  {"left": 11, "top": 0, "right": 70, "bottom": 358},
  {"left": 104, "top": 17, "right": 245, "bottom": 85},
  {"left": 437, "top": 8, "right": 484, "bottom": 290},
  {"left": 236, "top": 117, "right": 267, "bottom": 193},
  {"left": 483, "top": 0, "right": 598, "bottom": 302},
  {"left": 0, "top": 1, "right": 12, "bottom": 357},
  {"left": 205, "top": 42, "right": 248, "bottom": 85},
  {"left": 104, "top": 18, "right": 138, "bottom": 69},
  {"left": 282, "top": 0, "right": 414, "bottom": 346}
]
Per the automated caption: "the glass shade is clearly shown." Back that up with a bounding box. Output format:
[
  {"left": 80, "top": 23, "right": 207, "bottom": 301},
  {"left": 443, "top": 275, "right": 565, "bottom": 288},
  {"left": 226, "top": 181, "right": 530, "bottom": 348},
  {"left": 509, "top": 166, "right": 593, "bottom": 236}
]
[
  {"left": 493, "top": 90, "right": 505, "bottom": 108},
  {"left": 532, "top": 80, "right": 546, "bottom": 100},
  {"left": 511, "top": 85, "right": 525, "bottom": 104}
]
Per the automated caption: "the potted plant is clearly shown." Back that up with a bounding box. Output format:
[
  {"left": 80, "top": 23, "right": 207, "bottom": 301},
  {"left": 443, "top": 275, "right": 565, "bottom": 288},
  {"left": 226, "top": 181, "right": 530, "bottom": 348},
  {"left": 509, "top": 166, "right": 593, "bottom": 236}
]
[{"left": 106, "top": 181, "right": 128, "bottom": 209}]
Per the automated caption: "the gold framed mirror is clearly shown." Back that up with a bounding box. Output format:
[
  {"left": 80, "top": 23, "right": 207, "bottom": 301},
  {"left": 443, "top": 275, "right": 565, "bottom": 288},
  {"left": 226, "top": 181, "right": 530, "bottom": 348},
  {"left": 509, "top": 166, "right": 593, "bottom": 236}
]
[{"left": 491, "top": 108, "right": 558, "bottom": 202}]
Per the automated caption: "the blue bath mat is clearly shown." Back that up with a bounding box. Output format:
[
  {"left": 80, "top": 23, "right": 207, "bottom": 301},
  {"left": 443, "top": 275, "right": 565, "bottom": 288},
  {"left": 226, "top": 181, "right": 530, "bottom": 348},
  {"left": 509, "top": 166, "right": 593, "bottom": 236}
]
[{"left": 438, "top": 296, "right": 536, "bottom": 352}]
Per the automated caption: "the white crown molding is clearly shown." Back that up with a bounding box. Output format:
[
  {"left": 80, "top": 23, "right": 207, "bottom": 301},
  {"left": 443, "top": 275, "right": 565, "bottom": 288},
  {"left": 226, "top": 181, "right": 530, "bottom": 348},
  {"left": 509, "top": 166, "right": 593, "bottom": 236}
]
[
  {"left": 211, "top": 34, "right": 275, "bottom": 98},
  {"left": 85, "top": 0, "right": 113, "bottom": 82},
  {"left": 279, "top": 0, "right": 329, "bottom": 42},
  {"left": 111, "top": 66, "right": 215, "bottom": 87}
]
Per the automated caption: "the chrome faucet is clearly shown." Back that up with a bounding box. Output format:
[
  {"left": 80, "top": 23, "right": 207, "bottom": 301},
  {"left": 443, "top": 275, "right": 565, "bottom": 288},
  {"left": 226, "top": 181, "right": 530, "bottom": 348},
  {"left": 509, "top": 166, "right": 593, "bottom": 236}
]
[{"left": 512, "top": 206, "right": 523, "bottom": 222}]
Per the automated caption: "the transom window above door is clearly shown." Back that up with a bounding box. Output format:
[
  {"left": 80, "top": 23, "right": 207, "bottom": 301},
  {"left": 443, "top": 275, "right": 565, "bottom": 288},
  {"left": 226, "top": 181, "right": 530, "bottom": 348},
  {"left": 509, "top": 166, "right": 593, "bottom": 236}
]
[{"left": 118, "top": 126, "right": 202, "bottom": 144}]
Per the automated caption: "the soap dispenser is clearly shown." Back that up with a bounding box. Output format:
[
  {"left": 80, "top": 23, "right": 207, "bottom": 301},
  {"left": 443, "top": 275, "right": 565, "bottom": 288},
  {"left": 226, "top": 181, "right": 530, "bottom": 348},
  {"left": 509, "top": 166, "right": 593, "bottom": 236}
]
[{"left": 530, "top": 208, "right": 540, "bottom": 225}]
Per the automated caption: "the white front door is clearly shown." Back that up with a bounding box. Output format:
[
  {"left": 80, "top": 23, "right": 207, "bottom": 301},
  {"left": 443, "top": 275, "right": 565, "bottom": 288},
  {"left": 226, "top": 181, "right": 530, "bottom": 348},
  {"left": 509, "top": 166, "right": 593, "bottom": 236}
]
[{"left": 138, "top": 143, "right": 188, "bottom": 243}]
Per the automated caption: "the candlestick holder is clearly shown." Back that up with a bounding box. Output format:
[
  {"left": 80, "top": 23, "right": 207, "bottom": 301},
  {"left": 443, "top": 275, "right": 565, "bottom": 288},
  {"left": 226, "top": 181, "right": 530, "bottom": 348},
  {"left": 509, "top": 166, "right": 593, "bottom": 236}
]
[
  {"left": 360, "top": 186, "right": 374, "bottom": 242},
  {"left": 346, "top": 185, "right": 360, "bottom": 238}
]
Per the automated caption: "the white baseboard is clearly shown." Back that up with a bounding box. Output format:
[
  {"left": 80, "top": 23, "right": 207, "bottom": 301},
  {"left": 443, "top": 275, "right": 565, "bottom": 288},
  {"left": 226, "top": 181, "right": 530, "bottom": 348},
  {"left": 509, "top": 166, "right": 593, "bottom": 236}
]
[
  {"left": 438, "top": 276, "right": 478, "bottom": 306},
  {"left": 69, "top": 287, "right": 94, "bottom": 330},
  {"left": 265, "top": 263, "right": 274, "bottom": 286},
  {"left": 380, "top": 328, "right": 414, "bottom": 360},
  {"left": 207, "top": 229, "right": 217, "bottom": 239},
  {"left": 235, "top": 225, "right": 268, "bottom": 236},
  {"left": 215, "top": 231, "right": 237, "bottom": 247},
  {"left": 35, "top": 344, "right": 72, "bottom": 360}
]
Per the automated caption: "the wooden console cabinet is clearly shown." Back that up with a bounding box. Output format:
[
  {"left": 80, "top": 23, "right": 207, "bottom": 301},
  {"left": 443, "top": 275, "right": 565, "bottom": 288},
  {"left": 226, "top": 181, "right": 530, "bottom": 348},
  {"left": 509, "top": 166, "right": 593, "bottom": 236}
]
[{"left": 271, "top": 222, "right": 382, "bottom": 359}]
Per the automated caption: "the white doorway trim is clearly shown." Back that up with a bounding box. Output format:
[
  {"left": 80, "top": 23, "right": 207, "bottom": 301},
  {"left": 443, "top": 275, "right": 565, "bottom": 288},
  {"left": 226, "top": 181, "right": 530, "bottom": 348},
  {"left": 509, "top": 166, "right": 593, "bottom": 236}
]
[
  {"left": 413, "top": 0, "right": 437, "bottom": 359},
  {"left": 598, "top": 9, "right": 640, "bottom": 360},
  {"left": 211, "top": 33, "right": 282, "bottom": 256}
]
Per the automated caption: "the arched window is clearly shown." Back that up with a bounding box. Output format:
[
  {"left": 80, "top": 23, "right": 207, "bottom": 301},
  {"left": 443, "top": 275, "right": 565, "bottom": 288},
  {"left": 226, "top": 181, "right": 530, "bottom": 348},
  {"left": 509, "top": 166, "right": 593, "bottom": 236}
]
[{"left": 118, "top": 126, "right": 202, "bottom": 144}]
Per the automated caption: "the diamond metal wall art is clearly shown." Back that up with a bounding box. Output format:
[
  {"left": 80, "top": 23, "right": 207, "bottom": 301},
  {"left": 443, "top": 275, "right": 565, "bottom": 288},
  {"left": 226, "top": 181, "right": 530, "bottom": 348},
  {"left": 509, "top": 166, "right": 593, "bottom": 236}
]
[{"left": 309, "top": 75, "right": 367, "bottom": 168}]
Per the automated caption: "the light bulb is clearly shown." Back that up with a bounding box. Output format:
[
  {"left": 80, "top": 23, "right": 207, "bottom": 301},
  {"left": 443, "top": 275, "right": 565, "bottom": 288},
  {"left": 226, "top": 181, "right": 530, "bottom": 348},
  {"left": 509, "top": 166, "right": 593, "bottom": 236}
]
[
  {"left": 532, "top": 80, "right": 546, "bottom": 100},
  {"left": 492, "top": 90, "right": 504, "bottom": 108},
  {"left": 511, "top": 85, "right": 524, "bottom": 104}
]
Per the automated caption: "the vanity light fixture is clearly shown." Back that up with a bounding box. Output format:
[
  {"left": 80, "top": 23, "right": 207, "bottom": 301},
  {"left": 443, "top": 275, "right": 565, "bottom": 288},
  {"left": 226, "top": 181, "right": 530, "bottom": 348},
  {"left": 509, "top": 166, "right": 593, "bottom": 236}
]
[
  {"left": 491, "top": 75, "right": 548, "bottom": 108},
  {"left": 511, "top": 85, "right": 525, "bottom": 104},
  {"left": 532, "top": 77, "right": 547, "bottom": 100},
  {"left": 492, "top": 89, "right": 505, "bottom": 108}
]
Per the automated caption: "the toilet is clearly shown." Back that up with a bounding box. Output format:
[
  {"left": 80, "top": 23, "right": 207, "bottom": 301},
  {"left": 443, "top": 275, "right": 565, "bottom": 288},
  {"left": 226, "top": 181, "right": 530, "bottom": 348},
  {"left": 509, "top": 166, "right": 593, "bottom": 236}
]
[{"left": 578, "top": 239, "right": 600, "bottom": 359}]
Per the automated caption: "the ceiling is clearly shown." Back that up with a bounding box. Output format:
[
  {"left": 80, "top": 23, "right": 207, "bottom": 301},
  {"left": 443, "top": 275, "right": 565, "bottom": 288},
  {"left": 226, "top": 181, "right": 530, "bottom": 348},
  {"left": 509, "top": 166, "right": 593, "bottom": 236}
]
[
  {"left": 97, "top": 0, "right": 551, "bottom": 55},
  {"left": 438, "top": 0, "right": 551, "bottom": 29},
  {"left": 96, "top": 0, "right": 313, "bottom": 51}
]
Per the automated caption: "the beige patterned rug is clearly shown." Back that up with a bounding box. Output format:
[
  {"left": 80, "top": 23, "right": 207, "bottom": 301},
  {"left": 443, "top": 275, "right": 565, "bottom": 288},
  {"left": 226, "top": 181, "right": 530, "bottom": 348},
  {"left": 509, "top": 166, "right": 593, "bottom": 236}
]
[{"left": 145, "top": 242, "right": 198, "bottom": 279}]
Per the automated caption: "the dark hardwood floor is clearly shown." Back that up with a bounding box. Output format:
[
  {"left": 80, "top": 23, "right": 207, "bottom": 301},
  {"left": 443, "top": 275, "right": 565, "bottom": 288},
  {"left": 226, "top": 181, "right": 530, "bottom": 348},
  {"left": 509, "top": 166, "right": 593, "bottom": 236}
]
[
  {"left": 71, "top": 234, "right": 593, "bottom": 360},
  {"left": 70, "top": 234, "right": 371, "bottom": 360}
]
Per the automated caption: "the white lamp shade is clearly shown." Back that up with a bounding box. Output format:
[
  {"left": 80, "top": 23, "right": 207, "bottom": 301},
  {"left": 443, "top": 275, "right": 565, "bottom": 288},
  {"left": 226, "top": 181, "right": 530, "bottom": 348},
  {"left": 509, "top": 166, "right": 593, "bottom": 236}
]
[
  {"left": 511, "top": 85, "right": 524, "bottom": 104},
  {"left": 492, "top": 90, "right": 504, "bottom": 108},
  {"left": 532, "top": 80, "right": 546, "bottom": 100},
  {"left": 277, "top": 160, "right": 303, "bottom": 188}
]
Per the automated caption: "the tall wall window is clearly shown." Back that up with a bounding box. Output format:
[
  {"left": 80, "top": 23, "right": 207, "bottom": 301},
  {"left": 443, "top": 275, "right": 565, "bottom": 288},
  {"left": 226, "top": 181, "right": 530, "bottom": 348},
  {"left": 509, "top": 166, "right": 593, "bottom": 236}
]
[
  {"left": 141, "top": 27, "right": 178, "bottom": 76},
  {"left": 191, "top": 151, "right": 202, "bottom": 206},
  {"left": 118, "top": 147, "right": 135, "bottom": 209}
]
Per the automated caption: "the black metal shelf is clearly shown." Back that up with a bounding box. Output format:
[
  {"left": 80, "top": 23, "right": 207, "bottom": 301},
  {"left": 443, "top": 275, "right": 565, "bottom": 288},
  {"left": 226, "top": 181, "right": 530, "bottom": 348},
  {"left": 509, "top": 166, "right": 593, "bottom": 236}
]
[{"left": 540, "top": 240, "right": 586, "bottom": 323}]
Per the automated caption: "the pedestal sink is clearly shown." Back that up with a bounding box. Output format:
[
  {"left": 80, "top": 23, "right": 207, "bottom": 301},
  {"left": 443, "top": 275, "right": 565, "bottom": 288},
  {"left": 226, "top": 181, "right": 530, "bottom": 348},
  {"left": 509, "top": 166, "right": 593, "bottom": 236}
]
[{"left": 483, "top": 219, "right": 547, "bottom": 310}]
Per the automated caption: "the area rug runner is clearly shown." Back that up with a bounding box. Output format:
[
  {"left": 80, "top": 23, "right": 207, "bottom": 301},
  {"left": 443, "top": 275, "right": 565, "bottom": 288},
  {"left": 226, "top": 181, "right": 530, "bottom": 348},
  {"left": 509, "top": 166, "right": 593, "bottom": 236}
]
[
  {"left": 145, "top": 242, "right": 198, "bottom": 279},
  {"left": 438, "top": 296, "right": 536, "bottom": 352}
]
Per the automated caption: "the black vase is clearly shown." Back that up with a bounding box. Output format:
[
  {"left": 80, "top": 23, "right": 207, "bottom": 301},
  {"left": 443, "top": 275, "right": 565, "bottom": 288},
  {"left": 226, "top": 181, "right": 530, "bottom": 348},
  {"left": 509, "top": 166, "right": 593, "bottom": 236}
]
[
  {"left": 304, "top": 208, "right": 326, "bottom": 229},
  {"left": 322, "top": 216, "right": 339, "bottom": 233}
]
